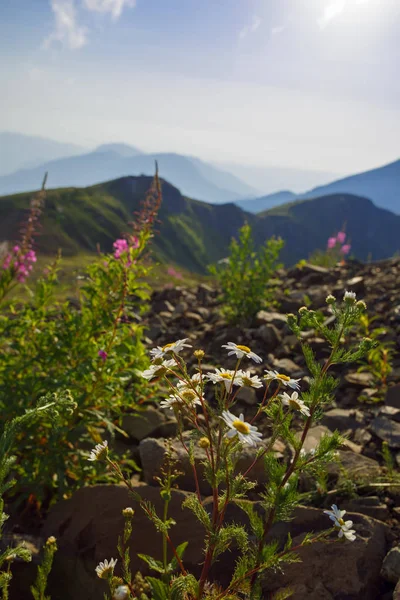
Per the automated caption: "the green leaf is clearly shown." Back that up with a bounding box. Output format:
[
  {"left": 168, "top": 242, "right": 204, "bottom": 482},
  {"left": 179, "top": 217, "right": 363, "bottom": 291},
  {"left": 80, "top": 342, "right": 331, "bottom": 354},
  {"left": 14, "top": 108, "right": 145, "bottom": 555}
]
[
  {"left": 147, "top": 576, "right": 170, "bottom": 600},
  {"left": 138, "top": 553, "right": 165, "bottom": 574},
  {"left": 182, "top": 494, "right": 211, "bottom": 531}
]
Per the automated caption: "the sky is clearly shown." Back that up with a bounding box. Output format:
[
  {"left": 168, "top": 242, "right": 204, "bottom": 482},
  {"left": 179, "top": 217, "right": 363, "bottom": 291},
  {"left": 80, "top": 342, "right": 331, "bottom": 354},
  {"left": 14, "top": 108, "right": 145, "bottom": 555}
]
[{"left": 1, "top": 0, "right": 400, "bottom": 177}]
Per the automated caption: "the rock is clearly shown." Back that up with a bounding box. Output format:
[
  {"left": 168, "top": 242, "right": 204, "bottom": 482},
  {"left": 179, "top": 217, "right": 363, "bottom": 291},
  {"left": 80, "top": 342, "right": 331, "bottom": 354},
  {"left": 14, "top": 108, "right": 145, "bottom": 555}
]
[
  {"left": 121, "top": 407, "right": 166, "bottom": 442},
  {"left": 261, "top": 506, "right": 388, "bottom": 600},
  {"left": 370, "top": 416, "right": 400, "bottom": 448},
  {"left": 272, "top": 357, "right": 304, "bottom": 377},
  {"left": 343, "top": 497, "right": 390, "bottom": 522},
  {"left": 386, "top": 385, "right": 400, "bottom": 410},
  {"left": 321, "top": 408, "right": 364, "bottom": 432},
  {"left": 345, "top": 372, "right": 375, "bottom": 387},
  {"left": 327, "top": 450, "right": 381, "bottom": 483},
  {"left": 40, "top": 484, "right": 206, "bottom": 600},
  {"left": 139, "top": 436, "right": 269, "bottom": 494},
  {"left": 381, "top": 546, "right": 400, "bottom": 584},
  {"left": 236, "top": 386, "right": 258, "bottom": 406},
  {"left": 255, "top": 310, "right": 288, "bottom": 328},
  {"left": 256, "top": 323, "right": 281, "bottom": 351},
  {"left": 379, "top": 405, "right": 400, "bottom": 423},
  {"left": 300, "top": 426, "right": 332, "bottom": 453},
  {"left": 346, "top": 276, "right": 365, "bottom": 294}
]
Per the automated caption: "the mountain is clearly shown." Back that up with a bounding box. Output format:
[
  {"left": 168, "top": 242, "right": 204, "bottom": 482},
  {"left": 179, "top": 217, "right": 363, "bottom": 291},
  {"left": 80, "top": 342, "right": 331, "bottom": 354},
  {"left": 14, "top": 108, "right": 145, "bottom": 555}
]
[
  {"left": 0, "top": 150, "right": 256, "bottom": 204},
  {"left": 1, "top": 178, "right": 399, "bottom": 272},
  {"left": 0, "top": 132, "right": 85, "bottom": 177},
  {"left": 301, "top": 158, "right": 400, "bottom": 214},
  {"left": 218, "top": 162, "right": 340, "bottom": 195},
  {"left": 94, "top": 143, "right": 142, "bottom": 157},
  {"left": 236, "top": 191, "right": 296, "bottom": 214}
]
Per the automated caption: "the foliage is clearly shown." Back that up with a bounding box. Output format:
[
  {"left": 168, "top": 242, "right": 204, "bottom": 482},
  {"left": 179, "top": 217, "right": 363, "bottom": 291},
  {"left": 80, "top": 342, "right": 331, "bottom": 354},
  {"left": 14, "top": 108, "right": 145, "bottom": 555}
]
[
  {"left": 208, "top": 223, "right": 284, "bottom": 325},
  {"left": 0, "top": 391, "right": 76, "bottom": 600},
  {"left": 0, "top": 173, "right": 162, "bottom": 506},
  {"left": 93, "top": 290, "right": 371, "bottom": 599},
  {"left": 356, "top": 313, "right": 393, "bottom": 400}
]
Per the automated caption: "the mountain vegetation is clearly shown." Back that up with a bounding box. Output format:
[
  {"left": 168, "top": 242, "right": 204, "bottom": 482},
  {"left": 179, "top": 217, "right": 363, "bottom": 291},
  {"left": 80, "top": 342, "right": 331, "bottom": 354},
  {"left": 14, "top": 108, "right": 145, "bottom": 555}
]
[{"left": 1, "top": 176, "right": 399, "bottom": 272}]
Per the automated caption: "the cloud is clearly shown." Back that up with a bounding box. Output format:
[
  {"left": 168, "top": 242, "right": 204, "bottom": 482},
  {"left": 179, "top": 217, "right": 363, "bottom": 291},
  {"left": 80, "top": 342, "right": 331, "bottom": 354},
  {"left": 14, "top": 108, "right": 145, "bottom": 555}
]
[
  {"left": 271, "top": 25, "right": 285, "bottom": 36},
  {"left": 43, "top": 0, "right": 88, "bottom": 49},
  {"left": 82, "top": 0, "right": 136, "bottom": 20},
  {"left": 318, "top": 0, "right": 347, "bottom": 28},
  {"left": 239, "top": 15, "right": 261, "bottom": 39}
]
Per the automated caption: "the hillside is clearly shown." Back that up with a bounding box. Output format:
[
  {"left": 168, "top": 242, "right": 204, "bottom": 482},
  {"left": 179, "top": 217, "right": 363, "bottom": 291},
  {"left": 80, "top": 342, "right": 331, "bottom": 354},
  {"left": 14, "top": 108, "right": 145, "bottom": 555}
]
[
  {"left": 236, "top": 191, "right": 296, "bottom": 213},
  {"left": 0, "top": 178, "right": 399, "bottom": 272},
  {"left": 0, "top": 148, "right": 257, "bottom": 204}
]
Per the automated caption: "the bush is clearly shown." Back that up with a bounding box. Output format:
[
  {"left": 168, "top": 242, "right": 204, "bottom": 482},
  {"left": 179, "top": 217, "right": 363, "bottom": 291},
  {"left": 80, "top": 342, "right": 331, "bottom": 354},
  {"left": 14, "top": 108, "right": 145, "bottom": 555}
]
[
  {"left": 209, "top": 223, "right": 283, "bottom": 325},
  {"left": 0, "top": 173, "right": 162, "bottom": 506}
]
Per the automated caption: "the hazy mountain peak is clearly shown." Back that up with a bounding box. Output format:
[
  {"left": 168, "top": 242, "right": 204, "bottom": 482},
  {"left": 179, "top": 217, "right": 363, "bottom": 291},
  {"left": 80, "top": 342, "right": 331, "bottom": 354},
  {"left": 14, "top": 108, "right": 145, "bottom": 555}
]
[{"left": 94, "top": 143, "right": 142, "bottom": 157}]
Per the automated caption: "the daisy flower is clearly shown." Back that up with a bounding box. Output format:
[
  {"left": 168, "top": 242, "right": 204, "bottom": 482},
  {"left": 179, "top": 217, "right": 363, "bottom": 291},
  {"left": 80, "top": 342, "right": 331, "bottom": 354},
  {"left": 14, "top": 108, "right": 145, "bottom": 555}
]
[
  {"left": 87, "top": 440, "right": 108, "bottom": 462},
  {"left": 160, "top": 390, "right": 202, "bottom": 410},
  {"left": 140, "top": 359, "right": 175, "bottom": 380},
  {"left": 221, "top": 410, "right": 263, "bottom": 446},
  {"left": 95, "top": 557, "right": 117, "bottom": 579},
  {"left": 324, "top": 505, "right": 356, "bottom": 541},
  {"left": 343, "top": 290, "right": 356, "bottom": 304},
  {"left": 280, "top": 391, "right": 310, "bottom": 417},
  {"left": 208, "top": 368, "right": 243, "bottom": 392},
  {"left": 264, "top": 370, "right": 301, "bottom": 390},
  {"left": 236, "top": 371, "right": 263, "bottom": 389},
  {"left": 222, "top": 342, "right": 262, "bottom": 364},
  {"left": 150, "top": 338, "right": 192, "bottom": 360}
]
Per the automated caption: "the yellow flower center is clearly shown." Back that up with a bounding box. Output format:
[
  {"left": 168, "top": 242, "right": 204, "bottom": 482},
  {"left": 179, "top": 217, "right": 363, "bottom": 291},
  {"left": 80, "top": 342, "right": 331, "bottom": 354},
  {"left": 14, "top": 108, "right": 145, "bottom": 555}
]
[
  {"left": 220, "top": 373, "right": 232, "bottom": 379},
  {"left": 241, "top": 377, "right": 252, "bottom": 386},
  {"left": 338, "top": 518, "right": 345, "bottom": 526},
  {"left": 232, "top": 420, "right": 251, "bottom": 435},
  {"left": 278, "top": 373, "right": 291, "bottom": 382},
  {"left": 237, "top": 345, "right": 251, "bottom": 353},
  {"left": 181, "top": 390, "right": 196, "bottom": 401},
  {"left": 289, "top": 399, "right": 301, "bottom": 410},
  {"left": 162, "top": 343, "right": 174, "bottom": 351}
]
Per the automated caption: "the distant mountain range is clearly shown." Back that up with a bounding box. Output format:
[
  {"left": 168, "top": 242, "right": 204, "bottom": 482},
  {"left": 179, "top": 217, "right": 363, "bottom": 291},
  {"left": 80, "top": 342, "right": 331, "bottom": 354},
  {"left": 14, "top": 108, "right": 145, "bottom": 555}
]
[
  {"left": 1, "top": 176, "right": 398, "bottom": 272},
  {"left": 237, "top": 159, "right": 400, "bottom": 215},
  {"left": 0, "top": 132, "right": 85, "bottom": 177},
  {"left": 0, "top": 133, "right": 258, "bottom": 204}
]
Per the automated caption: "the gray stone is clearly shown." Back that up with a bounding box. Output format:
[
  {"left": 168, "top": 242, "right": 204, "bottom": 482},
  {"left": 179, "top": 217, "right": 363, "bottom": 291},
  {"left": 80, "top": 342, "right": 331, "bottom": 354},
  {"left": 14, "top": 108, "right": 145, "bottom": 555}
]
[
  {"left": 345, "top": 372, "right": 375, "bottom": 387},
  {"left": 300, "top": 426, "right": 331, "bottom": 453},
  {"left": 255, "top": 310, "right": 288, "bottom": 328},
  {"left": 370, "top": 416, "right": 400, "bottom": 448},
  {"left": 121, "top": 407, "right": 166, "bottom": 442},
  {"left": 256, "top": 323, "right": 281, "bottom": 351},
  {"left": 386, "top": 385, "right": 400, "bottom": 409},
  {"left": 327, "top": 450, "right": 381, "bottom": 482},
  {"left": 381, "top": 546, "right": 400, "bottom": 584},
  {"left": 321, "top": 408, "right": 363, "bottom": 432},
  {"left": 272, "top": 357, "right": 304, "bottom": 376}
]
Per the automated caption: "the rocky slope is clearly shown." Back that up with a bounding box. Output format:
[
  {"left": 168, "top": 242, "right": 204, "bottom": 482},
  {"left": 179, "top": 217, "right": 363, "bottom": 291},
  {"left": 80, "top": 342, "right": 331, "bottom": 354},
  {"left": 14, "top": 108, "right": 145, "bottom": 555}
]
[{"left": 6, "top": 258, "right": 400, "bottom": 600}]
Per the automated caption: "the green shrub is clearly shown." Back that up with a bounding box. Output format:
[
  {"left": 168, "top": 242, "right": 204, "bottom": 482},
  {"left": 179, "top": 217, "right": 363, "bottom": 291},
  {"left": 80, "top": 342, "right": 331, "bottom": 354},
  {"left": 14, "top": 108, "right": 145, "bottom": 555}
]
[
  {"left": 0, "top": 173, "right": 162, "bottom": 506},
  {"left": 209, "top": 223, "right": 283, "bottom": 325}
]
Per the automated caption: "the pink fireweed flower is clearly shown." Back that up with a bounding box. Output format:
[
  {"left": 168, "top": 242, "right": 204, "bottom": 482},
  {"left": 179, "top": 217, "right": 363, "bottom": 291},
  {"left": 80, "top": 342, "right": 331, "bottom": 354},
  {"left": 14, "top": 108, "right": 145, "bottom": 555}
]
[
  {"left": 167, "top": 267, "right": 183, "bottom": 279},
  {"left": 12, "top": 245, "right": 20, "bottom": 253},
  {"left": 327, "top": 237, "right": 337, "bottom": 250},
  {"left": 341, "top": 244, "right": 351, "bottom": 255},
  {"left": 98, "top": 350, "right": 108, "bottom": 361},
  {"left": 130, "top": 236, "right": 139, "bottom": 249},
  {"left": 2, "top": 254, "right": 12, "bottom": 270},
  {"left": 113, "top": 239, "right": 129, "bottom": 259},
  {"left": 336, "top": 231, "right": 346, "bottom": 244},
  {"left": 24, "top": 250, "right": 37, "bottom": 263}
]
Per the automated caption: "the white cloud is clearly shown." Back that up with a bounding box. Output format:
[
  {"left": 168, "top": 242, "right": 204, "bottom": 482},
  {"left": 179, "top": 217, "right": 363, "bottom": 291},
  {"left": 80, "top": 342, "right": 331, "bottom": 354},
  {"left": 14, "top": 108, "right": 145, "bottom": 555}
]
[
  {"left": 318, "top": 0, "right": 347, "bottom": 28},
  {"left": 239, "top": 15, "right": 261, "bottom": 39},
  {"left": 43, "top": 0, "right": 88, "bottom": 50},
  {"left": 271, "top": 25, "right": 285, "bottom": 36},
  {"left": 82, "top": 0, "right": 136, "bottom": 20}
]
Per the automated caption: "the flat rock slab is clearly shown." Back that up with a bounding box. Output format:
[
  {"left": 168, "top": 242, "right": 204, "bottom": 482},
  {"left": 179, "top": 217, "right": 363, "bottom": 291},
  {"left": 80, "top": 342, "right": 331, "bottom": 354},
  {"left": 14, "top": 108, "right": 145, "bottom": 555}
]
[{"left": 369, "top": 416, "right": 400, "bottom": 448}]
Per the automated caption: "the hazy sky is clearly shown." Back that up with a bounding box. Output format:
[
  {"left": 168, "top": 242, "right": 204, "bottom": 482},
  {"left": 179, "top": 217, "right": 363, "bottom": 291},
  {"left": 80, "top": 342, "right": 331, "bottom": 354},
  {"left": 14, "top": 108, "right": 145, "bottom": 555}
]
[{"left": 1, "top": 0, "right": 400, "bottom": 174}]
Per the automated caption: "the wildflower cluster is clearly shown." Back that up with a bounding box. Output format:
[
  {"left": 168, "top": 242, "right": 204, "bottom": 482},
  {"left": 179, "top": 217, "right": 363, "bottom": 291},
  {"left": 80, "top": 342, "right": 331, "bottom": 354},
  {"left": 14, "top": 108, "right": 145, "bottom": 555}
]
[
  {"left": 92, "top": 290, "right": 371, "bottom": 599},
  {"left": 209, "top": 222, "right": 284, "bottom": 325},
  {"left": 309, "top": 229, "right": 352, "bottom": 268},
  {"left": 0, "top": 172, "right": 162, "bottom": 505},
  {"left": 0, "top": 177, "right": 45, "bottom": 304}
]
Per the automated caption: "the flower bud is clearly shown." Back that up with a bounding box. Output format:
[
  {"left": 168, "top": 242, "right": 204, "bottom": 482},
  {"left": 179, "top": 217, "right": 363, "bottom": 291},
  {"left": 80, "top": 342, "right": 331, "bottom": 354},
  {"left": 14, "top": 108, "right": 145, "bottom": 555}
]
[
  {"left": 194, "top": 349, "right": 205, "bottom": 360},
  {"left": 326, "top": 294, "right": 336, "bottom": 305},
  {"left": 298, "top": 306, "right": 308, "bottom": 315},
  {"left": 343, "top": 290, "right": 356, "bottom": 304},
  {"left": 198, "top": 436, "right": 211, "bottom": 449},
  {"left": 46, "top": 536, "right": 57, "bottom": 547},
  {"left": 356, "top": 300, "right": 367, "bottom": 311},
  {"left": 122, "top": 507, "right": 134, "bottom": 518}
]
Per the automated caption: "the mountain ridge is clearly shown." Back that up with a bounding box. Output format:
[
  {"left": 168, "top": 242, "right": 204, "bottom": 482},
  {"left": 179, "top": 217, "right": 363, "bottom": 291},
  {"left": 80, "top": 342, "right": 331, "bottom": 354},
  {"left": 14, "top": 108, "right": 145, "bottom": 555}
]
[{"left": 1, "top": 176, "right": 399, "bottom": 272}]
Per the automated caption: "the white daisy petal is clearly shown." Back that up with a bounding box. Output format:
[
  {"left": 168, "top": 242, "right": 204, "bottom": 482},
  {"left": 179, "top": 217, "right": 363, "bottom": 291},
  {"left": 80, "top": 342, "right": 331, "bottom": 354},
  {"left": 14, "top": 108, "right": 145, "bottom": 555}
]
[{"left": 221, "top": 410, "right": 263, "bottom": 446}]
